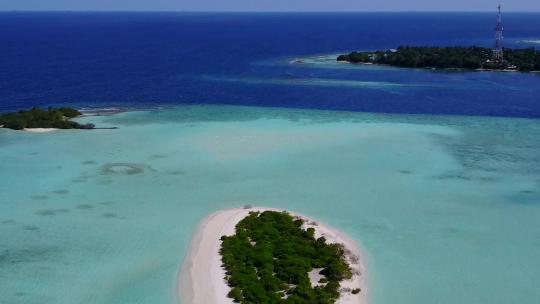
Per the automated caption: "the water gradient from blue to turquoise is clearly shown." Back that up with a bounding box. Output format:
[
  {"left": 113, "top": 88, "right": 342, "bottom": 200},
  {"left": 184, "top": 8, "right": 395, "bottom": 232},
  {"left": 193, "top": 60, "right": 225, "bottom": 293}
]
[{"left": 1, "top": 12, "right": 540, "bottom": 304}]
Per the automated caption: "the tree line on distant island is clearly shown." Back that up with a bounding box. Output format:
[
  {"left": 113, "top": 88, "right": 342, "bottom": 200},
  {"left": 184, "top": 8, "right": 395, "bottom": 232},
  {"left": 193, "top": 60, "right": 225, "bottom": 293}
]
[
  {"left": 0, "top": 107, "right": 94, "bottom": 130},
  {"left": 220, "top": 211, "right": 354, "bottom": 303},
  {"left": 337, "top": 46, "right": 540, "bottom": 71}
]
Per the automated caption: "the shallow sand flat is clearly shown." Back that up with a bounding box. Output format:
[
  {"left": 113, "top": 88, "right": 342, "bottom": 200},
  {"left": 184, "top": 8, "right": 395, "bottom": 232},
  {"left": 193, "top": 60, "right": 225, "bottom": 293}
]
[{"left": 179, "top": 207, "right": 367, "bottom": 304}]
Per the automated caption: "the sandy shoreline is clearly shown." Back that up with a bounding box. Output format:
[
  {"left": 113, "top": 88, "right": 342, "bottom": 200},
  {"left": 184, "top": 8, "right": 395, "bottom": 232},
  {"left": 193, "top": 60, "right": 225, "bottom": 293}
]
[
  {"left": 23, "top": 128, "right": 59, "bottom": 133},
  {"left": 178, "top": 207, "right": 367, "bottom": 304}
]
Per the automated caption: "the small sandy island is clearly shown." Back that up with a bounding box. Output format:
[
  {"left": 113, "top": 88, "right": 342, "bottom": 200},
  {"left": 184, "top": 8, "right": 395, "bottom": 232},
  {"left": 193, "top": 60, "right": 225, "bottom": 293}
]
[{"left": 179, "top": 207, "right": 367, "bottom": 304}]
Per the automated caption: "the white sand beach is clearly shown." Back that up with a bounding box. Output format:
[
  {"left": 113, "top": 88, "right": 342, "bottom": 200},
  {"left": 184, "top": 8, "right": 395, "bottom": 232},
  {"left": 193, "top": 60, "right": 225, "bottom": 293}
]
[
  {"left": 24, "top": 128, "right": 58, "bottom": 133},
  {"left": 178, "top": 207, "right": 367, "bottom": 304}
]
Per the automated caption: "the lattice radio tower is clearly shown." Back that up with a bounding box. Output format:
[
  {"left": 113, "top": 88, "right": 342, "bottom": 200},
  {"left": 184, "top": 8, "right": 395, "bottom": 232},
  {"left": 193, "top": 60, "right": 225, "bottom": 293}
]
[{"left": 493, "top": 4, "right": 504, "bottom": 62}]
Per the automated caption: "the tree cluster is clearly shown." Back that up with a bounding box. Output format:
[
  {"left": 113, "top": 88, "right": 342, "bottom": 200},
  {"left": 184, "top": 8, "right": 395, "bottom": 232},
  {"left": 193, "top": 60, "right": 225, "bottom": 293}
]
[
  {"left": 337, "top": 46, "right": 540, "bottom": 71},
  {"left": 0, "top": 107, "right": 94, "bottom": 130},
  {"left": 503, "top": 48, "right": 540, "bottom": 71},
  {"left": 220, "top": 211, "right": 352, "bottom": 304}
]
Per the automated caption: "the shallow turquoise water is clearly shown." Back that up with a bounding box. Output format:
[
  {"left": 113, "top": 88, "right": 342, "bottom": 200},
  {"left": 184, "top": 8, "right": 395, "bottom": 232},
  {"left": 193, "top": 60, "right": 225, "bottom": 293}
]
[{"left": 1, "top": 106, "right": 539, "bottom": 304}]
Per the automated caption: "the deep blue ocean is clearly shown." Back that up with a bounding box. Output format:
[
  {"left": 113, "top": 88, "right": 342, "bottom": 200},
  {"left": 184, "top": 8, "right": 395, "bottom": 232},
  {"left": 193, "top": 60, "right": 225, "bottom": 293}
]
[{"left": 1, "top": 12, "right": 539, "bottom": 117}]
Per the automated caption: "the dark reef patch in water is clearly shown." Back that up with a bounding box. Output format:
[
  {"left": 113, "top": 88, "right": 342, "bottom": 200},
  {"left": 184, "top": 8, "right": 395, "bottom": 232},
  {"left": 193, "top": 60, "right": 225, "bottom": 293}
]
[
  {"left": 504, "top": 191, "right": 540, "bottom": 205},
  {"left": 52, "top": 189, "right": 69, "bottom": 195},
  {"left": 429, "top": 121, "right": 540, "bottom": 182},
  {"left": 35, "top": 209, "right": 70, "bottom": 216},
  {"left": 399, "top": 170, "right": 413, "bottom": 174},
  {"left": 82, "top": 160, "right": 96, "bottom": 165},
  {"left": 436, "top": 173, "right": 472, "bottom": 181},
  {"left": 149, "top": 154, "right": 168, "bottom": 159},
  {"left": 72, "top": 177, "right": 88, "bottom": 183},
  {"left": 76, "top": 204, "right": 93, "bottom": 210},
  {"left": 71, "top": 173, "right": 95, "bottom": 183},
  {"left": 0, "top": 247, "right": 57, "bottom": 265},
  {"left": 100, "top": 163, "right": 148, "bottom": 175},
  {"left": 23, "top": 225, "right": 40, "bottom": 231},
  {"left": 2, "top": 219, "right": 15, "bottom": 225},
  {"left": 436, "top": 171, "right": 498, "bottom": 183},
  {"left": 101, "top": 213, "right": 117, "bottom": 218},
  {"left": 478, "top": 176, "right": 498, "bottom": 182},
  {"left": 166, "top": 169, "right": 185, "bottom": 176}
]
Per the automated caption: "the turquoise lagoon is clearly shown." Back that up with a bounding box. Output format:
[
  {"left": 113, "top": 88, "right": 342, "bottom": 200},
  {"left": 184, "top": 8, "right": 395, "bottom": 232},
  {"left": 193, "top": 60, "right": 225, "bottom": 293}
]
[{"left": 1, "top": 106, "right": 539, "bottom": 304}]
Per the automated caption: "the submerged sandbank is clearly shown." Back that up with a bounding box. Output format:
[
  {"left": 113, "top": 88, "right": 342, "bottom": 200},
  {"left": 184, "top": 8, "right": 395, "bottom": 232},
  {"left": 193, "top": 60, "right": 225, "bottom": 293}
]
[{"left": 178, "top": 207, "right": 367, "bottom": 304}]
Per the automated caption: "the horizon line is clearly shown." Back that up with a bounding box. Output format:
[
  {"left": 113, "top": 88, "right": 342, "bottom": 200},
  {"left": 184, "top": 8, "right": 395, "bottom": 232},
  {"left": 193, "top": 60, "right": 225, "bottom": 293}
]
[{"left": 1, "top": 9, "right": 540, "bottom": 13}]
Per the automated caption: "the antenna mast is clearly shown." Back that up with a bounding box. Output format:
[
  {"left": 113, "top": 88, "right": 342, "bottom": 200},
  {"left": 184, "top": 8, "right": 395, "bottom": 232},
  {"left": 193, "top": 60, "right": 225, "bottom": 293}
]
[{"left": 493, "top": 4, "right": 504, "bottom": 62}]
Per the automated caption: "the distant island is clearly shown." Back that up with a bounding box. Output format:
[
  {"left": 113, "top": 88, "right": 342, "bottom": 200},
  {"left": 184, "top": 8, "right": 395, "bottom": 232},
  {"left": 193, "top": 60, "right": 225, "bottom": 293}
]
[
  {"left": 0, "top": 107, "right": 95, "bottom": 131},
  {"left": 337, "top": 46, "right": 540, "bottom": 72},
  {"left": 179, "top": 208, "right": 366, "bottom": 304}
]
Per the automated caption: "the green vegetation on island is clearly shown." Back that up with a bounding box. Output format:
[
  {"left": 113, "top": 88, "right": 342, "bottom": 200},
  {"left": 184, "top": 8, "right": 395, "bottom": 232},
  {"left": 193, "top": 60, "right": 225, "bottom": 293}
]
[
  {"left": 220, "top": 211, "right": 352, "bottom": 304},
  {"left": 0, "top": 107, "right": 95, "bottom": 130},
  {"left": 337, "top": 46, "right": 540, "bottom": 71}
]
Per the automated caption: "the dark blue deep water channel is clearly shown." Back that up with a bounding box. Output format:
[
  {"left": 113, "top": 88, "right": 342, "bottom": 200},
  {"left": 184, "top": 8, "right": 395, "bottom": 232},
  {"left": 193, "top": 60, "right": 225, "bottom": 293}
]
[{"left": 1, "top": 12, "right": 539, "bottom": 117}]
